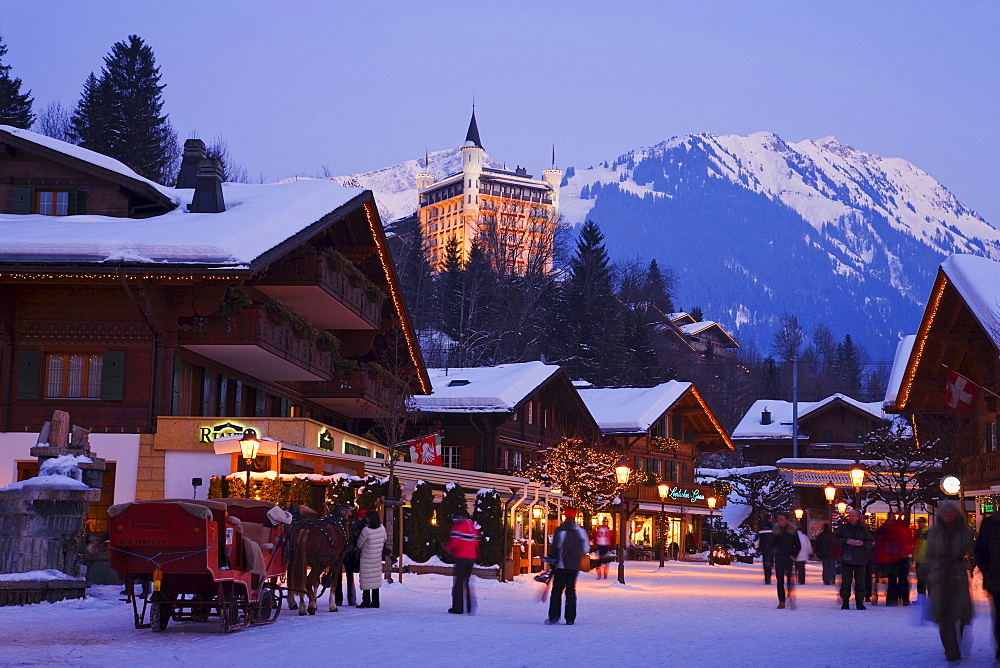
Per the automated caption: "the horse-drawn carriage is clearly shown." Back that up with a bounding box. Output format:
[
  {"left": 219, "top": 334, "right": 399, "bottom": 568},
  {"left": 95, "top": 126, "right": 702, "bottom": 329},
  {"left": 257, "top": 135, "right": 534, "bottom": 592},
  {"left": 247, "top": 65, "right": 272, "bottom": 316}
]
[{"left": 108, "top": 498, "right": 291, "bottom": 632}]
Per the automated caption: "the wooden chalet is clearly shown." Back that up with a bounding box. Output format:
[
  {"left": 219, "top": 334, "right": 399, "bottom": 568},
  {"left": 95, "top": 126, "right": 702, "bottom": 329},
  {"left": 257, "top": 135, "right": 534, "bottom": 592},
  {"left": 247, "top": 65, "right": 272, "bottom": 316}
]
[
  {"left": 657, "top": 312, "right": 739, "bottom": 361},
  {"left": 408, "top": 361, "right": 602, "bottom": 474},
  {"left": 0, "top": 127, "right": 430, "bottom": 522},
  {"left": 578, "top": 381, "right": 731, "bottom": 558},
  {"left": 889, "top": 254, "right": 1000, "bottom": 513}
]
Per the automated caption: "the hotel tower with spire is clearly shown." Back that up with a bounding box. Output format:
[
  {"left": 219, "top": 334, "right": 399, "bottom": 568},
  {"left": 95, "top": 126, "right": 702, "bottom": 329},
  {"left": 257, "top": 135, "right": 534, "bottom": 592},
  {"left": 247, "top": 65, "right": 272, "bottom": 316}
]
[{"left": 416, "top": 110, "right": 561, "bottom": 273}]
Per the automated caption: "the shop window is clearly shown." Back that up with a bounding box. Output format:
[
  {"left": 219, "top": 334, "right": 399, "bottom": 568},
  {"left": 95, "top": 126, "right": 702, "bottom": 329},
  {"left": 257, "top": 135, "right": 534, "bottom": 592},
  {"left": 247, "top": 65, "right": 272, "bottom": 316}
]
[
  {"left": 45, "top": 353, "right": 102, "bottom": 399},
  {"left": 442, "top": 445, "right": 461, "bottom": 469},
  {"left": 344, "top": 442, "right": 371, "bottom": 457}
]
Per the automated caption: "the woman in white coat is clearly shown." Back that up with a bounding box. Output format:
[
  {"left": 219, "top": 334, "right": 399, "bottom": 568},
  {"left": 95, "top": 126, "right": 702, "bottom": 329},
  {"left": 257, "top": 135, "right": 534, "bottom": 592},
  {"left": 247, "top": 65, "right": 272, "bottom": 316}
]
[
  {"left": 356, "top": 510, "right": 387, "bottom": 608},
  {"left": 795, "top": 525, "right": 813, "bottom": 585}
]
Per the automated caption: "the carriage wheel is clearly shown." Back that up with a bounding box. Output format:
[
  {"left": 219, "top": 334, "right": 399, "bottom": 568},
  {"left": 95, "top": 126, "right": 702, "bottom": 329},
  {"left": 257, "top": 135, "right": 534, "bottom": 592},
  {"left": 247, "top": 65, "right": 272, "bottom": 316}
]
[
  {"left": 218, "top": 589, "right": 248, "bottom": 632},
  {"left": 149, "top": 593, "right": 173, "bottom": 632},
  {"left": 252, "top": 585, "right": 281, "bottom": 624}
]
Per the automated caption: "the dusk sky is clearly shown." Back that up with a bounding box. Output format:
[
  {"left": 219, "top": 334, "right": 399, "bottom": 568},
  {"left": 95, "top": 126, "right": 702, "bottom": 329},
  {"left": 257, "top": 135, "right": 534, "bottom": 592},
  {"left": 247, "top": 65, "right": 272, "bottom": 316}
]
[{"left": 3, "top": 1, "right": 997, "bottom": 223}]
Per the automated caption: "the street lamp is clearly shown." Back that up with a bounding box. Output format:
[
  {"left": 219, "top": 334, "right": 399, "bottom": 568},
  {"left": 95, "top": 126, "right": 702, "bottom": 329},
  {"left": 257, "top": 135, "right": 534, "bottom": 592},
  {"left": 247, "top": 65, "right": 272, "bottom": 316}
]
[
  {"left": 824, "top": 480, "right": 836, "bottom": 527},
  {"left": 836, "top": 501, "right": 848, "bottom": 517},
  {"left": 940, "top": 475, "right": 962, "bottom": 496},
  {"left": 707, "top": 496, "right": 717, "bottom": 566},
  {"left": 239, "top": 428, "right": 260, "bottom": 499},
  {"left": 849, "top": 461, "right": 866, "bottom": 511},
  {"left": 657, "top": 480, "right": 669, "bottom": 567},
  {"left": 615, "top": 457, "right": 631, "bottom": 585}
]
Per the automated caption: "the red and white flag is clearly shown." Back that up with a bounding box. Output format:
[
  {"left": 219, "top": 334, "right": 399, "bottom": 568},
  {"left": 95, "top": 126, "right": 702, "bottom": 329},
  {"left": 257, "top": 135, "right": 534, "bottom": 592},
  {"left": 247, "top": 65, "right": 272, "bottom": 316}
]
[
  {"left": 408, "top": 434, "right": 442, "bottom": 466},
  {"left": 945, "top": 369, "right": 981, "bottom": 418}
]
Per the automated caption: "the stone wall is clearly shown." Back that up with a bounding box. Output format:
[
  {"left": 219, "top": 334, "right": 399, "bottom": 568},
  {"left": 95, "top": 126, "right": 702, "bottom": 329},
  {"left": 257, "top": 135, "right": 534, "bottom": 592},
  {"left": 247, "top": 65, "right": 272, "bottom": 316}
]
[{"left": 0, "top": 487, "right": 100, "bottom": 575}]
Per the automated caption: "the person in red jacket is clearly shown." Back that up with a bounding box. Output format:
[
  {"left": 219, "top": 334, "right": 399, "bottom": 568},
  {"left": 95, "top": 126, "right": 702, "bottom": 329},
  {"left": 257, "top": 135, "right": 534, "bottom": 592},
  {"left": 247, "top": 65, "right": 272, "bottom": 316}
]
[
  {"left": 445, "top": 510, "right": 480, "bottom": 614},
  {"left": 590, "top": 518, "right": 615, "bottom": 580}
]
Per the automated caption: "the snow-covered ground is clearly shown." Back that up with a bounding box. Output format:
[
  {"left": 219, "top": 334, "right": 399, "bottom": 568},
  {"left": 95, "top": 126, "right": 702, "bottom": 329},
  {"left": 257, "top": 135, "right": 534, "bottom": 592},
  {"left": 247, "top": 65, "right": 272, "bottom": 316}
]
[{"left": 0, "top": 561, "right": 994, "bottom": 666}]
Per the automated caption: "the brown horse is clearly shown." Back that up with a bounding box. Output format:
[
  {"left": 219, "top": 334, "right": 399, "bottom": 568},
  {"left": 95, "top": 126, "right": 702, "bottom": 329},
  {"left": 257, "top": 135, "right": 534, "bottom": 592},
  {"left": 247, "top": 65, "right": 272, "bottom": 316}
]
[{"left": 286, "top": 506, "right": 348, "bottom": 615}]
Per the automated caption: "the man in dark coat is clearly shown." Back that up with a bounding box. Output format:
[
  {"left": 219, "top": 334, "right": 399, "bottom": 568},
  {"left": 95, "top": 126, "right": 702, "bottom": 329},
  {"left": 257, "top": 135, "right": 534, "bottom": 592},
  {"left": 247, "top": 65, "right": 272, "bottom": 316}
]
[
  {"left": 813, "top": 523, "right": 837, "bottom": 585},
  {"left": 545, "top": 508, "right": 589, "bottom": 626},
  {"left": 976, "top": 510, "right": 1000, "bottom": 661},
  {"left": 757, "top": 515, "right": 775, "bottom": 585},
  {"left": 771, "top": 512, "right": 800, "bottom": 609},
  {"left": 835, "top": 508, "right": 875, "bottom": 610}
]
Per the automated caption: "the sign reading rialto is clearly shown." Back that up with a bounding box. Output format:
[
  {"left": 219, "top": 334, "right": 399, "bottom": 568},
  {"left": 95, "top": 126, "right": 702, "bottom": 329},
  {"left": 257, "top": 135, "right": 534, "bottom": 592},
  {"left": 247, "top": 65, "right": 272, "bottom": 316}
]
[
  {"left": 199, "top": 421, "right": 251, "bottom": 443},
  {"left": 666, "top": 485, "right": 706, "bottom": 504}
]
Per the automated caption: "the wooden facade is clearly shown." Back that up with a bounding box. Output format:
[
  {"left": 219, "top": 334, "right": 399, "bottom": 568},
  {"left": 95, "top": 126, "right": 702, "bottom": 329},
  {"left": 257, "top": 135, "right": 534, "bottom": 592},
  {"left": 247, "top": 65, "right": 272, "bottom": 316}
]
[
  {"left": 0, "top": 128, "right": 429, "bottom": 501},
  {"left": 891, "top": 257, "right": 1000, "bottom": 496}
]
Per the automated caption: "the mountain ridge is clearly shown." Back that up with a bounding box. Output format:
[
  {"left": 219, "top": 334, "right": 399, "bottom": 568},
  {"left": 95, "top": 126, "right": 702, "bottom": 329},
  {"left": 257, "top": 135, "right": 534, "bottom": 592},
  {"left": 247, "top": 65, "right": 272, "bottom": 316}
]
[{"left": 327, "top": 131, "right": 1000, "bottom": 359}]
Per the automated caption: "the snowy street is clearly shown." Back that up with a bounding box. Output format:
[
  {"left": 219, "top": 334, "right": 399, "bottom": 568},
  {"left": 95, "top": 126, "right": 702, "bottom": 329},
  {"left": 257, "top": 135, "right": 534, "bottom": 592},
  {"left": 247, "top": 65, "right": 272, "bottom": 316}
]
[{"left": 0, "top": 560, "right": 994, "bottom": 667}]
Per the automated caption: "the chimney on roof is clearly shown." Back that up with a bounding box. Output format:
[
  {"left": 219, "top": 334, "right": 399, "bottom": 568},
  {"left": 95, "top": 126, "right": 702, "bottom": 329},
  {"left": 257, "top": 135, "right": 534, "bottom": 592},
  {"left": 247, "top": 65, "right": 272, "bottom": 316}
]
[
  {"left": 761, "top": 408, "right": 772, "bottom": 425},
  {"left": 188, "top": 157, "right": 226, "bottom": 213},
  {"left": 177, "top": 138, "right": 207, "bottom": 189}
]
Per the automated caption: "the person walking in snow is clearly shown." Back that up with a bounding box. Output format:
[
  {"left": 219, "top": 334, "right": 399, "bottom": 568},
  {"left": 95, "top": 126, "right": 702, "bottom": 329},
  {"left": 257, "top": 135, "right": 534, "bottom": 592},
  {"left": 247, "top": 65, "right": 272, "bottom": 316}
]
[
  {"left": 757, "top": 515, "right": 775, "bottom": 585},
  {"left": 771, "top": 513, "right": 800, "bottom": 609},
  {"left": 794, "top": 524, "right": 812, "bottom": 585},
  {"left": 975, "top": 508, "right": 1000, "bottom": 662},
  {"left": 591, "top": 518, "right": 614, "bottom": 579},
  {"left": 356, "top": 509, "right": 386, "bottom": 608},
  {"left": 927, "top": 501, "right": 974, "bottom": 662},
  {"left": 445, "top": 509, "right": 480, "bottom": 614},
  {"left": 835, "top": 508, "right": 874, "bottom": 610},
  {"left": 914, "top": 516, "right": 929, "bottom": 596},
  {"left": 545, "top": 508, "right": 589, "bottom": 626},
  {"left": 813, "top": 524, "right": 837, "bottom": 585}
]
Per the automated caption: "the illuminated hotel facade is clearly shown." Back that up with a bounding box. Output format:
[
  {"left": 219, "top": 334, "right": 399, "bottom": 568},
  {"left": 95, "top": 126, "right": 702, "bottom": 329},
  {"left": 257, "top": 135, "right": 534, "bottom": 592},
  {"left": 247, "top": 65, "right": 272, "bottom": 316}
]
[{"left": 417, "top": 111, "right": 561, "bottom": 273}]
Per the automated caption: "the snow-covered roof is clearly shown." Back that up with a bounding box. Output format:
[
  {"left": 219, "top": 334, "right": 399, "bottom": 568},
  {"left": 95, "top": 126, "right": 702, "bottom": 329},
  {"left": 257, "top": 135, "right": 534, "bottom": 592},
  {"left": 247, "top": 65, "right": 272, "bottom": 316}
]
[
  {"left": 883, "top": 335, "right": 916, "bottom": 407},
  {"left": 0, "top": 126, "right": 367, "bottom": 268},
  {"left": 941, "top": 254, "right": 1000, "bottom": 348},
  {"left": 0, "top": 180, "right": 365, "bottom": 267},
  {"left": 410, "top": 361, "right": 561, "bottom": 413},
  {"left": 1, "top": 125, "right": 175, "bottom": 199},
  {"left": 732, "top": 394, "right": 887, "bottom": 440},
  {"left": 577, "top": 381, "right": 691, "bottom": 434}
]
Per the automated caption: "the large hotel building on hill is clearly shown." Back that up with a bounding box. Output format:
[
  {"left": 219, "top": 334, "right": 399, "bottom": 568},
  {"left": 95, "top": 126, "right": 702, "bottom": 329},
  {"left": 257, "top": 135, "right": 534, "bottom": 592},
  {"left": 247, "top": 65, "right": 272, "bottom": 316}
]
[{"left": 417, "top": 111, "right": 561, "bottom": 273}]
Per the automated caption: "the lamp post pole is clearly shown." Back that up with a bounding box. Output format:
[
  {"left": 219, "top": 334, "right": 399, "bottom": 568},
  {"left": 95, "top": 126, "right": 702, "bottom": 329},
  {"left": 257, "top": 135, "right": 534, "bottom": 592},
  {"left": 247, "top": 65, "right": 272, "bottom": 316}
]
[
  {"left": 239, "top": 429, "right": 261, "bottom": 499},
  {"left": 658, "top": 481, "right": 669, "bottom": 568},
  {"left": 707, "top": 496, "right": 717, "bottom": 566},
  {"left": 615, "top": 458, "right": 631, "bottom": 585}
]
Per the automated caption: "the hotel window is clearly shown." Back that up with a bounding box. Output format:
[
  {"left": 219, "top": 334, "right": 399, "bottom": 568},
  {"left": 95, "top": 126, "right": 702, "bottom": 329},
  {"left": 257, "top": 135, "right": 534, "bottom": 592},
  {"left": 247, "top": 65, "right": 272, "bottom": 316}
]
[
  {"left": 442, "top": 445, "right": 461, "bottom": 469},
  {"left": 45, "top": 353, "right": 103, "bottom": 398},
  {"left": 647, "top": 458, "right": 661, "bottom": 476}
]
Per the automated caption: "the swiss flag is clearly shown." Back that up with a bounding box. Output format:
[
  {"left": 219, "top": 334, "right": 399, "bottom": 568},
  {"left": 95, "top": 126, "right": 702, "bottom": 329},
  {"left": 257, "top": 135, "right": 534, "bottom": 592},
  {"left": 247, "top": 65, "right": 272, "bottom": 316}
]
[
  {"left": 945, "top": 369, "right": 981, "bottom": 418},
  {"left": 408, "top": 434, "right": 442, "bottom": 466}
]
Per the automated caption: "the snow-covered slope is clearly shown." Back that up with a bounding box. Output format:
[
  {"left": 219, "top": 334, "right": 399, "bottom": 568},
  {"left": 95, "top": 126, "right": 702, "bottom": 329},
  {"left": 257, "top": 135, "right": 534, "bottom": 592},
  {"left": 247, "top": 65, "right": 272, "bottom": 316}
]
[
  {"left": 323, "top": 148, "right": 501, "bottom": 222},
  {"left": 331, "top": 132, "right": 1000, "bottom": 357}
]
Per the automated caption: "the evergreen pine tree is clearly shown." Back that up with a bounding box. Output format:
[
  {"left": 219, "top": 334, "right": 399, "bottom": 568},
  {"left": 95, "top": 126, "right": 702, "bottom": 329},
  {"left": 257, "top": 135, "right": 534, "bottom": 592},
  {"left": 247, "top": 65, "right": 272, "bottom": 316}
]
[
  {"left": 100, "top": 35, "right": 177, "bottom": 184},
  {"left": 404, "top": 480, "right": 436, "bottom": 562},
  {"left": 689, "top": 306, "right": 704, "bottom": 321},
  {"left": 643, "top": 259, "right": 674, "bottom": 314},
  {"left": 473, "top": 489, "right": 504, "bottom": 567},
  {"left": 0, "top": 37, "right": 33, "bottom": 128},
  {"left": 551, "top": 220, "right": 623, "bottom": 384},
  {"left": 397, "top": 219, "right": 436, "bottom": 331},
  {"left": 68, "top": 73, "right": 113, "bottom": 154},
  {"left": 437, "top": 235, "right": 464, "bottom": 340}
]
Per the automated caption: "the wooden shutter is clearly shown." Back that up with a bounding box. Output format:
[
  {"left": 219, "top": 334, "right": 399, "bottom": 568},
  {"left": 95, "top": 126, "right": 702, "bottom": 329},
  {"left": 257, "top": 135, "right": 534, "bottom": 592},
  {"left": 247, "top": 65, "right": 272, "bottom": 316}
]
[
  {"left": 101, "top": 350, "right": 126, "bottom": 401},
  {"left": 68, "top": 189, "right": 88, "bottom": 215},
  {"left": 12, "top": 187, "right": 31, "bottom": 215},
  {"left": 17, "top": 350, "right": 41, "bottom": 400}
]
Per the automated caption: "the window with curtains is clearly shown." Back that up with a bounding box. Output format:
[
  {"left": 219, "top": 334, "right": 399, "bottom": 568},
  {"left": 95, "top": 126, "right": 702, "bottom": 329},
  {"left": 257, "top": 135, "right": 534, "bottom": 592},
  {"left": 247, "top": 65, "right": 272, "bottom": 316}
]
[{"left": 45, "top": 353, "right": 103, "bottom": 398}]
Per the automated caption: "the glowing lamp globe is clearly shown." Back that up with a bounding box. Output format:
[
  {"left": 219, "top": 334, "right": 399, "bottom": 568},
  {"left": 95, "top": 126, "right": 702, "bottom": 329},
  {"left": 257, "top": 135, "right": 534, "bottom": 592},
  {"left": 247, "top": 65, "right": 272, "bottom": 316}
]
[
  {"left": 940, "top": 475, "right": 962, "bottom": 496},
  {"left": 615, "top": 458, "right": 631, "bottom": 486}
]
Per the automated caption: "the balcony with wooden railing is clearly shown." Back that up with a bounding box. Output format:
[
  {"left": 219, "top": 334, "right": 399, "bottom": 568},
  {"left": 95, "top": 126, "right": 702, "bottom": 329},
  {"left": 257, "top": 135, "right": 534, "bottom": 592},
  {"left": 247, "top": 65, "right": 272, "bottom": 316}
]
[
  {"left": 303, "top": 370, "right": 397, "bottom": 418},
  {"left": 964, "top": 450, "right": 1000, "bottom": 488},
  {"left": 179, "top": 304, "right": 332, "bottom": 381},
  {"left": 254, "top": 255, "right": 384, "bottom": 331}
]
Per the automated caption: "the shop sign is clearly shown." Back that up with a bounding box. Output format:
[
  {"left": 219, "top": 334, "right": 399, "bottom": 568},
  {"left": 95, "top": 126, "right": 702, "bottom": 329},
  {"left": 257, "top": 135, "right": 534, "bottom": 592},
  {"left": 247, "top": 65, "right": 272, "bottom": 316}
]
[
  {"left": 665, "top": 485, "right": 706, "bottom": 505},
  {"left": 199, "top": 421, "right": 251, "bottom": 443}
]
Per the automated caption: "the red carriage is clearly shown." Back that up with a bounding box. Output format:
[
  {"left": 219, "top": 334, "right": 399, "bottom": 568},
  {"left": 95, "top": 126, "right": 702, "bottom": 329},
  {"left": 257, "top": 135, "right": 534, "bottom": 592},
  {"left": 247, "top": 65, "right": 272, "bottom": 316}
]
[{"left": 108, "top": 497, "right": 291, "bottom": 632}]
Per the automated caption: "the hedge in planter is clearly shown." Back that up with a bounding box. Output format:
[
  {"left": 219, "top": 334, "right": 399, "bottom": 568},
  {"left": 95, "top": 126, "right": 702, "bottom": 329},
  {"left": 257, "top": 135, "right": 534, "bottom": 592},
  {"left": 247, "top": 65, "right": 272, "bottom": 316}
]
[
  {"left": 436, "top": 482, "right": 468, "bottom": 562},
  {"left": 405, "top": 480, "right": 436, "bottom": 563},
  {"left": 473, "top": 488, "right": 504, "bottom": 567}
]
